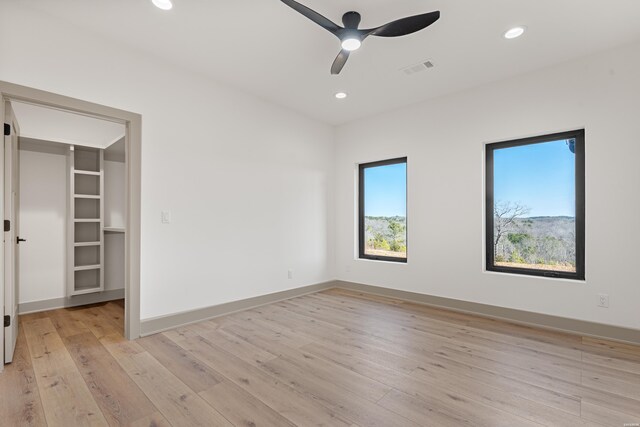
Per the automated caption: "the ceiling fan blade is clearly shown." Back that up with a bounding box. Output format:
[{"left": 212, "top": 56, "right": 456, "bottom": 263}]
[
  {"left": 331, "top": 50, "right": 350, "bottom": 75},
  {"left": 365, "top": 11, "right": 440, "bottom": 38},
  {"left": 280, "top": 0, "right": 341, "bottom": 35}
]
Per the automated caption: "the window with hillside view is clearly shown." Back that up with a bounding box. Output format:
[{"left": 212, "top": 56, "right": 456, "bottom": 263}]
[
  {"left": 359, "top": 157, "right": 407, "bottom": 262},
  {"left": 486, "top": 130, "right": 585, "bottom": 280}
]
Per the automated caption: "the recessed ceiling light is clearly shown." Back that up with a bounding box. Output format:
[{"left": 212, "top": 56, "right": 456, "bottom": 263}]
[
  {"left": 152, "top": 0, "right": 173, "bottom": 10},
  {"left": 504, "top": 26, "right": 526, "bottom": 39},
  {"left": 335, "top": 92, "right": 348, "bottom": 99},
  {"left": 341, "top": 38, "right": 362, "bottom": 51}
]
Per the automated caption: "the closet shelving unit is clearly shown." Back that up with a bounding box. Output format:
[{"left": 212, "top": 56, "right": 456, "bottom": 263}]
[{"left": 67, "top": 146, "right": 105, "bottom": 296}]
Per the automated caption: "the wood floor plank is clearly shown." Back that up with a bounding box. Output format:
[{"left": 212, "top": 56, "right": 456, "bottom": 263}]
[
  {"left": 22, "top": 318, "right": 108, "bottom": 426},
  {"left": 222, "top": 309, "right": 316, "bottom": 349},
  {"left": 18, "top": 311, "right": 51, "bottom": 325},
  {"left": 128, "top": 411, "right": 172, "bottom": 427},
  {"left": 96, "top": 302, "right": 125, "bottom": 331},
  {"left": 582, "top": 337, "right": 640, "bottom": 356},
  {"left": 581, "top": 366, "right": 640, "bottom": 400},
  {"left": 63, "top": 331, "right": 158, "bottom": 426},
  {"left": 204, "top": 328, "right": 280, "bottom": 366},
  {"left": 433, "top": 345, "right": 583, "bottom": 398},
  {"left": 426, "top": 351, "right": 581, "bottom": 415},
  {"left": 99, "top": 332, "right": 146, "bottom": 361},
  {"left": 441, "top": 341, "right": 582, "bottom": 383},
  {"left": 579, "top": 387, "right": 640, "bottom": 419},
  {"left": 581, "top": 401, "right": 640, "bottom": 426},
  {"left": 302, "top": 332, "right": 546, "bottom": 426},
  {"left": 278, "top": 300, "right": 450, "bottom": 363},
  {"left": 412, "top": 360, "right": 589, "bottom": 425},
  {"left": 244, "top": 303, "right": 421, "bottom": 373},
  {"left": 72, "top": 306, "right": 122, "bottom": 340},
  {"left": 374, "top": 371, "right": 541, "bottom": 427},
  {"left": 261, "top": 355, "right": 420, "bottom": 427},
  {"left": 0, "top": 327, "right": 47, "bottom": 426},
  {"left": 118, "top": 351, "right": 232, "bottom": 426},
  {"left": 165, "top": 329, "right": 354, "bottom": 426},
  {"left": 200, "top": 380, "right": 297, "bottom": 427},
  {"left": 138, "top": 332, "right": 223, "bottom": 392},
  {"left": 221, "top": 324, "right": 393, "bottom": 403},
  {"left": 582, "top": 349, "right": 640, "bottom": 374},
  {"left": 49, "top": 308, "right": 91, "bottom": 338},
  {"left": 378, "top": 388, "right": 481, "bottom": 427}
]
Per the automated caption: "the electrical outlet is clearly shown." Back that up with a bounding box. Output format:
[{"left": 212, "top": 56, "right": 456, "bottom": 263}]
[
  {"left": 161, "top": 211, "right": 171, "bottom": 224},
  {"left": 288, "top": 269, "right": 294, "bottom": 280},
  {"left": 597, "top": 293, "right": 609, "bottom": 308}
]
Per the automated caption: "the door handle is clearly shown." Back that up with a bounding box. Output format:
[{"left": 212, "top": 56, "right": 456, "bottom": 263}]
[{"left": 17, "top": 237, "right": 26, "bottom": 244}]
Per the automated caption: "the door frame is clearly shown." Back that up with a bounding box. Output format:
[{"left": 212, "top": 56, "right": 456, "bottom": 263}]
[{"left": 0, "top": 81, "right": 142, "bottom": 359}]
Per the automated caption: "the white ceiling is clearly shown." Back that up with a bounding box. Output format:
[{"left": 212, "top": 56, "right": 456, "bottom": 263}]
[
  {"left": 12, "top": 0, "right": 640, "bottom": 125},
  {"left": 12, "top": 101, "right": 125, "bottom": 149}
]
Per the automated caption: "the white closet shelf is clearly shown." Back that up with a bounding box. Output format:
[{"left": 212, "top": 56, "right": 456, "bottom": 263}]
[
  {"left": 72, "top": 286, "right": 103, "bottom": 295},
  {"left": 74, "top": 169, "right": 101, "bottom": 176},
  {"left": 74, "top": 264, "right": 101, "bottom": 271},
  {"left": 104, "top": 227, "right": 125, "bottom": 233},
  {"left": 74, "top": 218, "right": 100, "bottom": 223},
  {"left": 74, "top": 241, "right": 101, "bottom": 247},
  {"left": 74, "top": 194, "right": 100, "bottom": 199}
]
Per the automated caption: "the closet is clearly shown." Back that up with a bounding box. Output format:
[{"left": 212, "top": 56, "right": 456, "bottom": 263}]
[{"left": 18, "top": 138, "right": 125, "bottom": 310}]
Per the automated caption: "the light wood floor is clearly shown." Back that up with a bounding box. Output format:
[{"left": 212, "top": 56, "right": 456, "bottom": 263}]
[{"left": 1, "top": 290, "right": 639, "bottom": 426}]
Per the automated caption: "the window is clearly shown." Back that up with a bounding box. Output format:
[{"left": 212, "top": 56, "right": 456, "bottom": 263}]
[
  {"left": 359, "top": 157, "right": 407, "bottom": 262},
  {"left": 486, "top": 130, "right": 585, "bottom": 280}
]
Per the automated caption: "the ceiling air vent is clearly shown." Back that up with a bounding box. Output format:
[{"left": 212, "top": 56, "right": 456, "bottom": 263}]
[{"left": 401, "top": 60, "right": 435, "bottom": 75}]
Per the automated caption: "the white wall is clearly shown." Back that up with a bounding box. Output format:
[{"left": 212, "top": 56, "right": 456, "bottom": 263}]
[
  {"left": 335, "top": 41, "right": 640, "bottom": 330},
  {"left": 0, "top": 3, "right": 335, "bottom": 319},
  {"left": 104, "top": 232, "right": 124, "bottom": 291},
  {"left": 104, "top": 160, "right": 125, "bottom": 228},
  {"left": 104, "top": 160, "right": 125, "bottom": 291},
  {"left": 18, "top": 149, "right": 67, "bottom": 303}
]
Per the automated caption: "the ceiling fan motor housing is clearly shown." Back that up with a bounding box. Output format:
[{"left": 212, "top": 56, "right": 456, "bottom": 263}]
[{"left": 342, "top": 11, "right": 362, "bottom": 29}]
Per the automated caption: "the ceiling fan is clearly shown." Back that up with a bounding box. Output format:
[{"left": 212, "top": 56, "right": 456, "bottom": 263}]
[{"left": 280, "top": 0, "right": 441, "bottom": 75}]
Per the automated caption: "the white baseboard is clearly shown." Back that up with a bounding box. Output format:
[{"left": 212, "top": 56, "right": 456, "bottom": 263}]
[
  {"left": 18, "top": 288, "right": 125, "bottom": 314},
  {"left": 139, "top": 278, "right": 639, "bottom": 346}
]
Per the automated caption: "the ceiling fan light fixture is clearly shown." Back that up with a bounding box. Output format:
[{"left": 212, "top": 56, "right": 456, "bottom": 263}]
[
  {"left": 152, "top": 0, "right": 173, "bottom": 10},
  {"left": 335, "top": 92, "right": 348, "bottom": 99},
  {"left": 341, "top": 38, "right": 362, "bottom": 51},
  {"left": 504, "top": 26, "right": 526, "bottom": 39}
]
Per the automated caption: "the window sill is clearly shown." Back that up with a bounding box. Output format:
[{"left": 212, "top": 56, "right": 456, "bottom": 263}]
[
  {"left": 483, "top": 269, "right": 586, "bottom": 284},
  {"left": 356, "top": 257, "right": 409, "bottom": 265}
]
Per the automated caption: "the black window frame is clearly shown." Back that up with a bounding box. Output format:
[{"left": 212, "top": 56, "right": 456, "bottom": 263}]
[
  {"left": 485, "top": 129, "right": 585, "bottom": 280},
  {"left": 358, "top": 157, "right": 408, "bottom": 263}
]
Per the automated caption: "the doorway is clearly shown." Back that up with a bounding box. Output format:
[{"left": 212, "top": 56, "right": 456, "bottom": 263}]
[{"left": 1, "top": 81, "right": 141, "bottom": 370}]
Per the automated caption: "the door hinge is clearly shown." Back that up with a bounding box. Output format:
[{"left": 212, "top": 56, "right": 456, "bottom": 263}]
[
  {"left": 4, "top": 220, "right": 9, "bottom": 232},
  {"left": 4, "top": 123, "right": 10, "bottom": 136},
  {"left": 3, "top": 315, "right": 9, "bottom": 327}
]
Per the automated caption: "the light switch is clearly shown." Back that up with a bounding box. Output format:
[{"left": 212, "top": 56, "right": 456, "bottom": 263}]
[{"left": 161, "top": 211, "right": 171, "bottom": 224}]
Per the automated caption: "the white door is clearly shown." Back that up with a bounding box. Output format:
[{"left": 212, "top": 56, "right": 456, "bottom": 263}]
[{"left": 4, "top": 100, "right": 20, "bottom": 364}]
